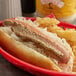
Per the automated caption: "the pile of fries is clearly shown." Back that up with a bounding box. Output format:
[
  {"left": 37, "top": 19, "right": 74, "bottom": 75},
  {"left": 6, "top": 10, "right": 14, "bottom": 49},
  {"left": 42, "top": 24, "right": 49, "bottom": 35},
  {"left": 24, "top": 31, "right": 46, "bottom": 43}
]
[{"left": 36, "top": 17, "right": 76, "bottom": 72}]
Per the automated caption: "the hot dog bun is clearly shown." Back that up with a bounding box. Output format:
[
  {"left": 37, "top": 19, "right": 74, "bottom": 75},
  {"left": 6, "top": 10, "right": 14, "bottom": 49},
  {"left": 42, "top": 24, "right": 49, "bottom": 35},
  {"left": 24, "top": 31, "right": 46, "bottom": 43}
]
[{"left": 0, "top": 18, "right": 74, "bottom": 72}]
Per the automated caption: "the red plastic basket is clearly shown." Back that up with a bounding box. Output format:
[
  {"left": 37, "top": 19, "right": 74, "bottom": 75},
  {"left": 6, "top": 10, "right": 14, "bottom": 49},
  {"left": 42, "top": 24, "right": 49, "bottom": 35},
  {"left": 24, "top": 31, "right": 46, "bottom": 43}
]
[{"left": 0, "top": 14, "right": 76, "bottom": 76}]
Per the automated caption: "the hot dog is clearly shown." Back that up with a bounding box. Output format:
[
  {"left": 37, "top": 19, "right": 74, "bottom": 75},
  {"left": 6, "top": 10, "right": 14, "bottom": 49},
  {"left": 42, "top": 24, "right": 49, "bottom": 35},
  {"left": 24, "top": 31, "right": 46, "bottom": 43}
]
[{"left": 0, "top": 18, "right": 74, "bottom": 72}]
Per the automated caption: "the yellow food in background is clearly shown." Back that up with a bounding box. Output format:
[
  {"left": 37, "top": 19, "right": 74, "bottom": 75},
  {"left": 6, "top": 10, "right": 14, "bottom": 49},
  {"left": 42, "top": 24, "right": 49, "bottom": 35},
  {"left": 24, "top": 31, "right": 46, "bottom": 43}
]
[{"left": 36, "top": 0, "right": 76, "bottom": 18}]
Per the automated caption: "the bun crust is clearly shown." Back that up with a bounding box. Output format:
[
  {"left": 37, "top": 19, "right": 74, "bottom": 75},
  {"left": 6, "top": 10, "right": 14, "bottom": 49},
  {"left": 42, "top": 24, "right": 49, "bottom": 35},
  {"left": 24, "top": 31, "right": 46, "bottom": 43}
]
[
  {"left": 0, "top": 18, "right": 74, "bottom": 72},
  {"left": 0, "top": 29, "right": 61, "bottom": 71}
]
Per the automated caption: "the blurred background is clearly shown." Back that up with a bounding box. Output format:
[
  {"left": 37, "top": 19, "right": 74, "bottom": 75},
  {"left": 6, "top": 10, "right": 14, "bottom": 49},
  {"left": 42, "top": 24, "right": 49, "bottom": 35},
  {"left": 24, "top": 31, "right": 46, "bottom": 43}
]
[
  {"left": 0, "top": 0, "right": 36, "bottom": 20},
  {"left": 0, "top": 0, "right": 76, "bottom": 24}
]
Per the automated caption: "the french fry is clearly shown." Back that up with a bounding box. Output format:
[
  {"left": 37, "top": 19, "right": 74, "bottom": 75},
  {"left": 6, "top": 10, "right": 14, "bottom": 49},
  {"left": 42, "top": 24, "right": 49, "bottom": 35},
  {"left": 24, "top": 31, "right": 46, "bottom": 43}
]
[
  {"left": 36, "top": 17, "right": 76, "bottom": 45},
  {"left": 52, "top": 29, "right": 76, "bottom": 42},
  {"left": 36, "top": 17, "right": 60, "bottom": 28}
]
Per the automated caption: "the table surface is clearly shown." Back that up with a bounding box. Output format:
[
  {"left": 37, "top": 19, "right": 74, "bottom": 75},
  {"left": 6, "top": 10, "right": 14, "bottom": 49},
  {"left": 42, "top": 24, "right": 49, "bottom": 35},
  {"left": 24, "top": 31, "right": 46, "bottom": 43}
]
[{"left": 0, "top": 55, "right": 35, "bottom": 76}]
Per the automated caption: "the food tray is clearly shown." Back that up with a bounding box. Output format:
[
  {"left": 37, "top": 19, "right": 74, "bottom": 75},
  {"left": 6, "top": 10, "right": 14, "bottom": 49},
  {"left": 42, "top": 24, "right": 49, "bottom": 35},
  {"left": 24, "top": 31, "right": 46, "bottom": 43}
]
[{"left": 0, "top": 14, "right": 76, "bottom": 76}]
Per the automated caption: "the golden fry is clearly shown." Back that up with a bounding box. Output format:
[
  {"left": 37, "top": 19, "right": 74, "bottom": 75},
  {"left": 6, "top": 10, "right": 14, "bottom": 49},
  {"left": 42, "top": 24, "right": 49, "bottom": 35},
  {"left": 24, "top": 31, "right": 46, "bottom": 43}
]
[{"left": 36, "top": 17, "right": 60, "bottom": 27}]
